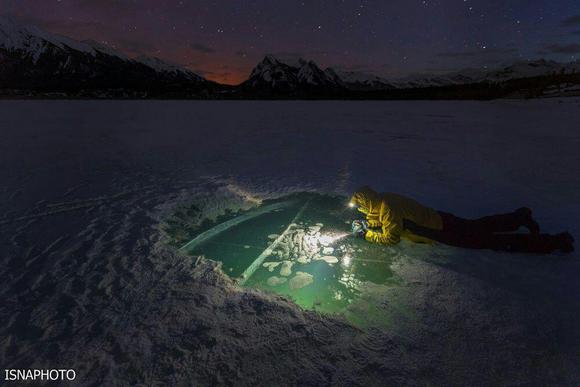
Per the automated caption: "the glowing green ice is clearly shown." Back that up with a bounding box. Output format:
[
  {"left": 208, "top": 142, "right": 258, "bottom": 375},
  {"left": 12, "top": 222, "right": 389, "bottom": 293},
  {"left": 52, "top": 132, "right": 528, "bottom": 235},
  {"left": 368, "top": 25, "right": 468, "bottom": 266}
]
[{"left": 182, "top": 193, "right": 401, "bottom": 320}]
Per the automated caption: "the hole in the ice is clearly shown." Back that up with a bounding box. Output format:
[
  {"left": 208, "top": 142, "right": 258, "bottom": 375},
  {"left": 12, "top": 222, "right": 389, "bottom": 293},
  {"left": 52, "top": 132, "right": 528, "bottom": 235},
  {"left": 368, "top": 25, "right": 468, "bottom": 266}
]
[{"left": 169, "top": 193, "right": 401, "bottom": 316}]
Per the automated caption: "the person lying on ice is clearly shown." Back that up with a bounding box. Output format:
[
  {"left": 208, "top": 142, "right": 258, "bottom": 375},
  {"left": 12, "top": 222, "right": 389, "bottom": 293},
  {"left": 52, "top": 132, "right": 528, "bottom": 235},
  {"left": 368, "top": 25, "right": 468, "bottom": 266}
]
[{"left": 349, "top": 186, "right": 574, "bottom": 254}]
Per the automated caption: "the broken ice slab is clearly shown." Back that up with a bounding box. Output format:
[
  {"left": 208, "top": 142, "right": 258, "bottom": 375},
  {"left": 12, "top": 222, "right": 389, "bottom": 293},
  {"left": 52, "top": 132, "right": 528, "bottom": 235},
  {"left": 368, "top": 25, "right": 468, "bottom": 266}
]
[
  {"left": 314, "top": 255, "right": 339, "bottom": 264},
  {"left": 288, "top": 271, "right": 314, "bottom": 290},
  {"left": 263, "top": 262, "right": 282, "bottom": 272},
  {"left": 267, "top": 276, "right": 287, "bottom": 286},
  {"left": 322, "top": 247, "right": 334, "bottom": 255},
  {"left": 280, "top": 260, "right": 294, "bottom": 276}
]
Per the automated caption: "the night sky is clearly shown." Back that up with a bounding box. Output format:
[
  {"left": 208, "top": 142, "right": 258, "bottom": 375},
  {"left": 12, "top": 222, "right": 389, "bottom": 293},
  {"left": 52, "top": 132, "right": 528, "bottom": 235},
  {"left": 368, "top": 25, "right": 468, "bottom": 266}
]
[{"left": 2, "top": 0, "right": 580, "bottom": 84}]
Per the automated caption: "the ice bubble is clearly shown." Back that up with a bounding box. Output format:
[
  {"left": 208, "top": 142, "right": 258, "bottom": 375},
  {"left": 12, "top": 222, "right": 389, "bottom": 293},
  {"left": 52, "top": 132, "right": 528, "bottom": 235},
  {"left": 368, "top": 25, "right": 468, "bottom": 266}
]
[
  {"left": 244, "top": 245, "right": 251, "bottom": 249},
  {"left": 280, "top": 260, "right": 294, "bottom": 277},
  {"left": 268, "top": 234, "right": 279, "bottom": 240},
  {"left": 263, "top": 262, "right": 282, "bottom": 272},
  {"left": 267, "top": 276, "right": 287, "bottom": 286},
  {"left": 289, "top": 272, "right": 314, "bottom": 290}
]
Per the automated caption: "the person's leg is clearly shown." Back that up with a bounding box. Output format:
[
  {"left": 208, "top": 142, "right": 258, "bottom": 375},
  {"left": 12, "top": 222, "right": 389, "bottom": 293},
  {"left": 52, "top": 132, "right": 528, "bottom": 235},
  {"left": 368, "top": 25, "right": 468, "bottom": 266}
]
[
  {"left": 424, "top": 228, "right": 574, "bottom": 253},
  {"left": 405, "top": 213, "right": 489, "bottom": 248},
  {"left": 406, "top": 213, "right": 573, "bottom": 253},
  {"left": 436, "top": 212, "right": 478, "bottom": 233},
  {"left": 472, "top": 207, "right": 540, "bottom": 234}
]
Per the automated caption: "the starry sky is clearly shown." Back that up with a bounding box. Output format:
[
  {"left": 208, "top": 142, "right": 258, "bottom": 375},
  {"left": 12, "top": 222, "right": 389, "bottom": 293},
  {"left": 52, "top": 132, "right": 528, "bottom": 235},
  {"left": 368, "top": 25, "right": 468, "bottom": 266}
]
[{"left": 2, "top": 0, "right": 580, "bottom": 84}]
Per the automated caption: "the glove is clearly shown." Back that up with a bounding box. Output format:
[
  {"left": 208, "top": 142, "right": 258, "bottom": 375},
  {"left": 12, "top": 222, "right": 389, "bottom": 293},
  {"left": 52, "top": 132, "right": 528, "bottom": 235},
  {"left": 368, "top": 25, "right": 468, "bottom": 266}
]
[
  {"left": 360, "top": 220, "right": 369, "bottom": 231},
  {"left": 351, "top": 220, "right": 368, "bottom": 238}
]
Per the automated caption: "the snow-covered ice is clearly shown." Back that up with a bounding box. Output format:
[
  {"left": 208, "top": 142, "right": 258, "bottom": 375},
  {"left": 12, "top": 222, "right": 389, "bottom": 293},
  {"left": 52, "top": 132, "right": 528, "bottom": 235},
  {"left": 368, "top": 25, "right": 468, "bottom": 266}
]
[{"left": 1, "top": 99, "right": 580, "bottom": 385}]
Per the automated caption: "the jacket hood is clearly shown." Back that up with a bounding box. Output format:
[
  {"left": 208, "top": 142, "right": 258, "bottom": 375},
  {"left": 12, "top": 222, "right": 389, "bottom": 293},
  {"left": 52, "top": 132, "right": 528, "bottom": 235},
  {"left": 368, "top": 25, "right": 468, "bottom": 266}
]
[{"left": 350, "top": 186, "right": 379, "bottom": 214}]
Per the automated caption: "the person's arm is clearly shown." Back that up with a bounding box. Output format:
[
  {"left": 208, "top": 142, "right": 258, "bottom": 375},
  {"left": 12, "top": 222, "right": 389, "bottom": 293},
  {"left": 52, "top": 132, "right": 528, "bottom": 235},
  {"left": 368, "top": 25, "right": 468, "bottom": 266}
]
[
  {"left": 364, "top": 205, "right": 402, "bottom": 245},
  {"left": 365, "top": 217, "right": 382, "bottom": 228}
]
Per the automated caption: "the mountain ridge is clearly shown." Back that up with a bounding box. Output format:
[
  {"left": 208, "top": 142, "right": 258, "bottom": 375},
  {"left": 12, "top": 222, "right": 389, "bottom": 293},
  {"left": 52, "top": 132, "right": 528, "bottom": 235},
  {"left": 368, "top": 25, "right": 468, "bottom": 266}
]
[
  {"left": 0, "top": 15, "right": 212, "bottom": 97},
  {"left": 1, "top": 16, "right": 579, "bottom": 99}
]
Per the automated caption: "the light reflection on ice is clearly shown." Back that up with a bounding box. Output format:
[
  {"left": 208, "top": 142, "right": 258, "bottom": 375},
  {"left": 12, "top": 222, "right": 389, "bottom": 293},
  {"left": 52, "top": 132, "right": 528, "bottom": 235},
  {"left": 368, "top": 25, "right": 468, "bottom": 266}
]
[{"left": 262, "top": 222, "right": 356, "bottom": 295}]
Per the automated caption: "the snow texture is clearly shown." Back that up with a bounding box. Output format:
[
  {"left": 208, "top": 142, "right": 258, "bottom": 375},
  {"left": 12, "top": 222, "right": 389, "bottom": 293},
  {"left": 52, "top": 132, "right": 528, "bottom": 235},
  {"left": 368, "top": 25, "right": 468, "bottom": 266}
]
[{"left": 1, "top": 99, "right": 580, "bottom": 386}]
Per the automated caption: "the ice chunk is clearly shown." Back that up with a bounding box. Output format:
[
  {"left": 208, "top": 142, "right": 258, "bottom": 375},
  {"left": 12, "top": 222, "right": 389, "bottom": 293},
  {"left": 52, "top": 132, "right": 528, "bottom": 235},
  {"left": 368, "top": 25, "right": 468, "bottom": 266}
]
[
  {"left": 316, "top": 223, "right": 324, "bottom": 227},
  {"left": 263, "top": 262, "right": 282, "bottom": 272},
  {"left": 244, "top": 245, "right": 251, "bottom": 249},
  {"left": 280, "top": 260, "right": 294, "bottom": 276},
  {"left": 268, "top": 234, "right": 279, "bottom": 240},
  {"left": 267, "top": 276, "right": 287, "bottom": 286},
  {"left": 315, "top": 255, "right": 338, "bottom": 264},
  {"left": 289, "top": 272, "right": 314, "bottom": 290},
  {"left": 297, "top": 255, "right": 309, "bottom": 264},
  {"left": 322, "top": 247, "right": 334, "bottom": 255}
]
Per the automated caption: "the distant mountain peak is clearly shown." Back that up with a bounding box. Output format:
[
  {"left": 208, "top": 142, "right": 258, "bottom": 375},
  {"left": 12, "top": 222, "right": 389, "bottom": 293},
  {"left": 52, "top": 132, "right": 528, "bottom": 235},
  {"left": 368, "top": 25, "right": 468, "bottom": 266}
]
[
  {"left": 244, "top": 55, "right": 345, "bottom": 91},
  {"left": 261, "top": 54, "right": 280, "bottom": 64},
  {"left": 0, "top": 15, "right": 97, "bottom": 62},
  {"left": 334, "top": 69, "right": 394, "bottom": 90},
  {"left": 0, "top": 15, "right": 210, "bottom": 95}
]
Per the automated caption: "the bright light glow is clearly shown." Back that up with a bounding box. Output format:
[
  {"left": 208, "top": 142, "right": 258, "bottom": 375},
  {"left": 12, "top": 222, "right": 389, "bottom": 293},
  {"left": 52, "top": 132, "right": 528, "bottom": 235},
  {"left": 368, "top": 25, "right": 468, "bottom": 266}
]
[
  {"left": 318, "top": 232, "right": 349, "bottom": 246},
  {"left": 348, "top": 202, "right": 355, "bottom": 208}
]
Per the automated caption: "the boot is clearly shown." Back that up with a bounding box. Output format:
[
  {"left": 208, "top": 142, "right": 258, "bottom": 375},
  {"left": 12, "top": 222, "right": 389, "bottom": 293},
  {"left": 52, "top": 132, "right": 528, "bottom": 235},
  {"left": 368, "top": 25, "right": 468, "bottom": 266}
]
[{"left": 515, "top": 207, "right": 540, "bottom": 234}]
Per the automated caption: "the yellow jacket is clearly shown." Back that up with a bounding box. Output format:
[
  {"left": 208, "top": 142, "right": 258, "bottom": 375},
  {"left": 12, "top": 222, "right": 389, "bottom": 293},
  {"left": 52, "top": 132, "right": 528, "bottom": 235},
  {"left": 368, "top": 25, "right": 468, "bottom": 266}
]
[{"left": 350, "top": 186, "right": 443, "bottom": 246}]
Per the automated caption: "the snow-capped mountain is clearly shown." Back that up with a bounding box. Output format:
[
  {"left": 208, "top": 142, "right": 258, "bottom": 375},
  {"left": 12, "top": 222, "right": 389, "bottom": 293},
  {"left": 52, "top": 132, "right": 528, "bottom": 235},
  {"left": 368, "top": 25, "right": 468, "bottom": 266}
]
[
  {"left": 242, "top": 55, "right": 345, "bottom": 91},
  {"left": 484, "top": 59, "right": 579, "bottom": 82},
  {"left": 242, "top": 56, "right": 578, "bottom": 93},
  {"left": 1, "top": 14, "right": 578, "bottom": 98},
  {"left": 0, "top": 15, "right": 208, "bottom": 94},
  {"left": 391, "top": 72, "right": 483, "bottom": 89},
  {"left": 335, "top": 70, "right": 395, "bottom": 90},
  {"left": 134, "top": 55, "right": 204, "bottom": 81},
  {"left": 390, "top": 59, "right": 580, "bottom": 89}
]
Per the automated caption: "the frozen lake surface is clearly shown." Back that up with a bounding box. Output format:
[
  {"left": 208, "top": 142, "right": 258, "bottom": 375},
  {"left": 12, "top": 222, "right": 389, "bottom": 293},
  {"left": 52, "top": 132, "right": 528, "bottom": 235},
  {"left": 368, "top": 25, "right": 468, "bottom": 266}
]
[{"left": 1, "top": 100, "right": 579, "bottom": 385}]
